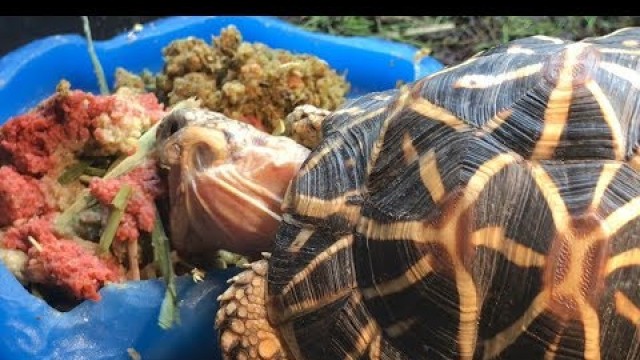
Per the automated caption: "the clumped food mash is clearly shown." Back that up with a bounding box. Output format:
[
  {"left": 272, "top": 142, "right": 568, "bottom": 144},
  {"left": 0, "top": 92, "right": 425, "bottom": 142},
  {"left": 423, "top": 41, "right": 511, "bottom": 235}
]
[
  {"left": 2, "top": 215, "right": 124, "bottom": 301},
  {"left": 116, "top": 25, "right": 350, "bottom": 133},
  {"left": 0, "top": 83, "right": 165, "bottom": 306},
  {"left": 0, "top": 82, "right": 164, "bottom": 177}
]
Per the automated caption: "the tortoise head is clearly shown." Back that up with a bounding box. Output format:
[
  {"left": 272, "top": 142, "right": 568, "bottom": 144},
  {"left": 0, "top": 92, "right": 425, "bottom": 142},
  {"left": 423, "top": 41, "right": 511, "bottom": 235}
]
[{"left": 156, "top": 108, "right": 310, "bottom": 263}]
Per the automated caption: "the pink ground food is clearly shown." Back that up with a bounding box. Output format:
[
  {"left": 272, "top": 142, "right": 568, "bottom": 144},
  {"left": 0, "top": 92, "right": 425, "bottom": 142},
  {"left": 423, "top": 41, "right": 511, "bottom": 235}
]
[
  {"left": 0, "top": 88, "right": 166, "bottom": 301},
  {"left": 0, "top": 89, "right": 164, "bottom": 176},
  {"left": 89, "top": 160, "right": 165, "bottom": 243},
  {"left": 3, "top": 215, "right": 124, "bottom": 301},
  {"left": 0, "top": 166, "right": 47, "bottom": 227}
]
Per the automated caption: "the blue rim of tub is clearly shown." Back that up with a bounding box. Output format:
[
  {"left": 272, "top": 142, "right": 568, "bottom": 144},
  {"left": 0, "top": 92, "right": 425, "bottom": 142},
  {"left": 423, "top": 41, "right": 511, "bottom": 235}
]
[{"left": 0, "top": 16, "right": 444, "bottom": 360}]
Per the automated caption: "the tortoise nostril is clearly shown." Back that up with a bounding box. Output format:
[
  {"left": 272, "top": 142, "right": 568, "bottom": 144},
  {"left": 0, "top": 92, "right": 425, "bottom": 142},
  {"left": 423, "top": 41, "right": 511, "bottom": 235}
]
[
  {"left": 156, "top": 109, "right": 193, "bottom": 142},
  {"left": 191, "top": 143, "right": 216, "bottom": 172},
  {"left": 169, "top": 121, "right": 181, "bottom": 136}
]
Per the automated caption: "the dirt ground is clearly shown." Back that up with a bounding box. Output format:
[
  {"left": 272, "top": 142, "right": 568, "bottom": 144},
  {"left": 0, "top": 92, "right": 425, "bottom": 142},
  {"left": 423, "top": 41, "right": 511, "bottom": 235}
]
[{"left": 282, "top": 16, "right": 640, "bottom": 66}]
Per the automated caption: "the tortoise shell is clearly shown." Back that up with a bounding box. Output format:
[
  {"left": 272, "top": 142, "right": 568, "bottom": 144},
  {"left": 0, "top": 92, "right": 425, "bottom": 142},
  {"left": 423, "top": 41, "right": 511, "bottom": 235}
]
[{"left": 267, "top": 28, "right": 640, "bottom": 360}]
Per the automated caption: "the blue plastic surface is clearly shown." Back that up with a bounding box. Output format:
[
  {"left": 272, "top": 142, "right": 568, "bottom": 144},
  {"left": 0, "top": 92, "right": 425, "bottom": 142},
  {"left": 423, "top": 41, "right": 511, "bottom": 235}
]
[
  {"left": 0, "top": 16, "right": 444, "bottom": 360},
  {"left": 0, "top": 264, "right": 239, "bottom": 360}
]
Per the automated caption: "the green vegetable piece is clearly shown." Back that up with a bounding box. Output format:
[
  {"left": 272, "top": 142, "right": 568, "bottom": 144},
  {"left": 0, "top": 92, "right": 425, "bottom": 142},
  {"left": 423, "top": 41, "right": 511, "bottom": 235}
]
[
  {"left": 58, "top": 161, "right": 90, "bottom": 185},
  {"left": 152, "top": 211, "right": 180, "bottom": 329},
  {"left": 105, "top": 123, "right": 159, "bottom": 180},
  {"left": 98, "top": 184, "right": 132, "bottom": 253},
  {"left": 84, "top": 166, "right": 107, "bottom": 177},
  {"left": 81, "top": 16, "right": 109, "bottom": 95}
]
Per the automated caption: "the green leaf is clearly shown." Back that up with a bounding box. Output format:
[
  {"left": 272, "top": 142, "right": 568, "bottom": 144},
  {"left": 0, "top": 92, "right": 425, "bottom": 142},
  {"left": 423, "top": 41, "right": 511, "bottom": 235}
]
[
  {"left": 111, "top": 184, "right": 132, "bottom": 210},
  {"left": 84, "top": 166, "right": 107, "bottom": 177},
  {"left": 81, "top": 16, "right": 110, "bottom": 95},
  {"left": 98, "top": 184, "right": 132, "bottom": 253},
  {"left": 104, "top": 122, "right": 159, "bottom": 180},
  {"left": 58, "top": 160, "right": 91, "bottom": 185},
  {"left": 152, "top": 211, "right": 180, "bottom": 329}
]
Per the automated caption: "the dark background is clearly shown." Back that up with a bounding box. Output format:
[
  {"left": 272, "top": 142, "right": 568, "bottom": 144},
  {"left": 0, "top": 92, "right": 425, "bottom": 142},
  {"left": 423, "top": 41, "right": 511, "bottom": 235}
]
[{"left": 0, "top": 16, "right": 165, "bottom": 56}]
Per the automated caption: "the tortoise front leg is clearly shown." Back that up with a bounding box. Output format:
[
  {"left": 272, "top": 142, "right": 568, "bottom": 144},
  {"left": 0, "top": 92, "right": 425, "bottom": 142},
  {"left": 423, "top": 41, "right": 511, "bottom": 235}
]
[{"left": 216, "top": 260, "right": 289, "bottom": 360}]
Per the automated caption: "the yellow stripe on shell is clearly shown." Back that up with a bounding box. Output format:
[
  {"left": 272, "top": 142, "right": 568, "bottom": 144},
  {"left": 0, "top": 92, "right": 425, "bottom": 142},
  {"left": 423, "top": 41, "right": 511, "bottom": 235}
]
[
  {"left": 482, "top": 291, "right": 549, "bottom": 360},
  {"left": 532, "top": 43, "right": 592, "bottom": 159},
  {"left": 529, "top": 164, "right": 571, "bottom": 233},
  {"left": 454, "top": 63, "right": 543, "bottom": 89},
  {"left": 471, "top": 226, "right": 546, "bottom": 267},
  {"left": 584, "top": 80, "right": 626, "bottom": 160},
  {"left": 385, "top": 317, "right": 419, "bottom": 338},
  {"left": 481, "top": 109, "right": 513, "bottom": 134},
  {"left": 590, "top": 163, "right": 622, "bottom": 211},
  {"left": 410, "top": 98, "right": 469, "bottom": 131},
  {"left": 361, "top": 254, "right": 434, "bottom": 299},
  {"left": 419, "top": 149, "right": 447, "bottom": 204},
  {"left": 615, "top": 291, "right": 640, "bottom": 326},
  {"left": 605, "top": 248, "right": 640, "bottom": 276},
  {"left": 280, "top": 234, "right": 354, "bottom": 298}
]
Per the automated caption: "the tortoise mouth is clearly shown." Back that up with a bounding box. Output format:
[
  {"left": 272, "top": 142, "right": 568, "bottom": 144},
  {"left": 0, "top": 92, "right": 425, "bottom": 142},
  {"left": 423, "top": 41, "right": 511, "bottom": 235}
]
[{"left": 154, "top": 108, "right": 311, "bottom": 260}]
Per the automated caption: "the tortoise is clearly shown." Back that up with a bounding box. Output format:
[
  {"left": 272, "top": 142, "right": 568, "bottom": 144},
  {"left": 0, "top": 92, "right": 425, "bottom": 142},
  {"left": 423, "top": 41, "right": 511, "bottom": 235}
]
[{"left": 157, "top": 28, "right": 640, "bottom": 360}]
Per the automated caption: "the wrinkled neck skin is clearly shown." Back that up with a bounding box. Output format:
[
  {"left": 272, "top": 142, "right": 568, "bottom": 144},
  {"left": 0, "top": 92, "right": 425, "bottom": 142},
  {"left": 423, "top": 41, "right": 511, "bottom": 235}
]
[{"left": 158, "top": 110, "right": 310, "bottom": 264}]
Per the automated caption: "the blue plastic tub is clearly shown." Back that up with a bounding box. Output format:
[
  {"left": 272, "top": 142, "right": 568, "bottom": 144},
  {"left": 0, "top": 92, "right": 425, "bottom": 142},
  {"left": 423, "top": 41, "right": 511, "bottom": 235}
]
[{"left": 0, "top": 16, "right": 443, "bottom": 360}]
